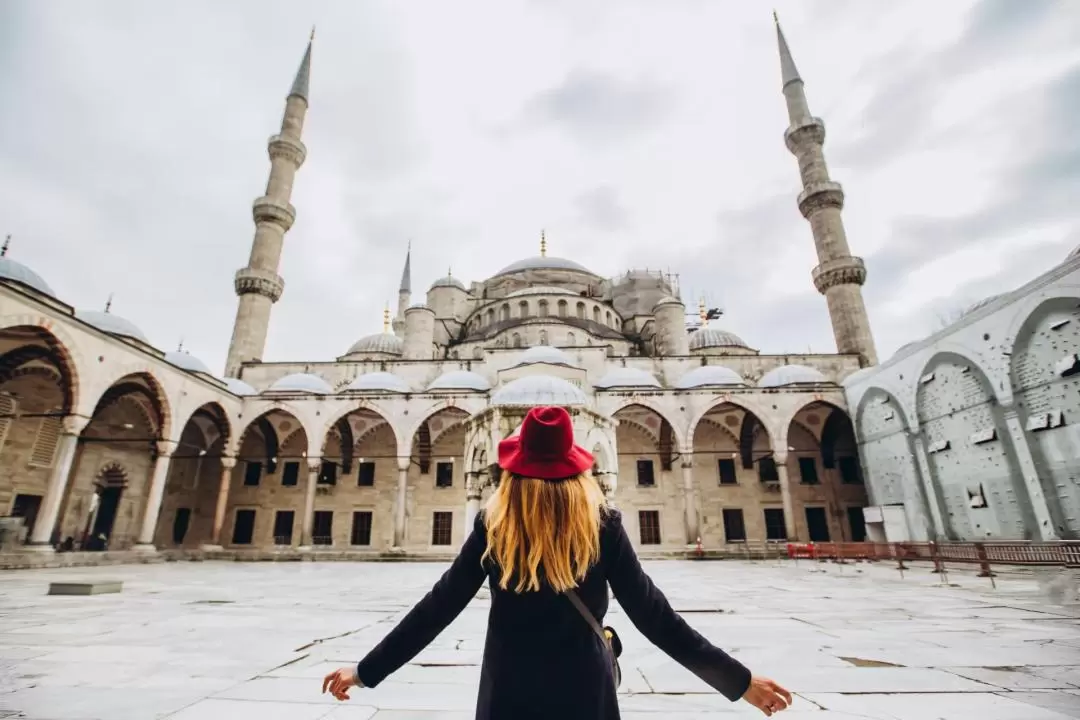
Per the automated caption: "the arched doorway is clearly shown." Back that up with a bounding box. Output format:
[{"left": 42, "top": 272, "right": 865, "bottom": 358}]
[
  {"left": 786, "top": 402, "right": 868, "bottom": 543},
  {"left": 691, "top": 401, "right": 773, "bottom": 546},
  {"left": 0, "top": 325, "right": 78, "bottom": 544},
  {"left": 612, "top": 404, "right": 680, "bottom": 548},
  {"left": 916, "top": 353, "right": 1030, "bottom": 540},
  {"left": 407, "top": 407, "right": 469, "bottom": 550},
  {"left": 231, "top": 409, "right": 308, "bottom": 548}
]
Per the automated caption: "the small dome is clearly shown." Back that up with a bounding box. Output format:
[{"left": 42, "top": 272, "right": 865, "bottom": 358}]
[
  {"left": 841, "top": 366, "right": 877, "bottom": 387},
  {"left": 265, "top": 373, "right": 333, "bottom": 395},
  {"left": 224, "top": 377, "right": 257, "bottom": 396},
  {"left": 346, "top": 332, "right": 404, "bottom": 356},
  {"left": 594, "top": 367, "right": 662, "bottom": 390},
  {"left": 506, "top": 286, "right": 578, "bottom": 298},
  {"left": 492, "top": 375, "right": 587, "bottom": 406},
  {"left": 430, "top": 275, "right": 466, "bottom": 291},
  {"left": 652, "top": 296, "right": 683, "bottom": 310},
  {"left": 675, "top": 365, "right": 745, "bottom": 390},
  {"left": 0, "top": 257, "right": 56, "bottom": 297},
  {"left": 963, "top": 294, "right": 1005, "bottom": 316},
  {"left": 759, "top": 364, "right": 829, "bottom": 388},
  {"left": 165, "top": 350, "right": 211, "bottom": 374},
  {"left": 345, "top": 371, "right": 410, "bottom": 393},
  {"left": 494, "top": 256, "right": 595, "bottom": 277},
  {"left": 76, "top": 310, "right": 149, "bottom": 343},
  {"left": 689, "top": 327, "right": 749, "bottom": 351},
  {"left": 516, "top": 345, "right": 576, "bottom": 368},
  {"left": 427, "top": 370, "right": 490, "bottom": 392}
]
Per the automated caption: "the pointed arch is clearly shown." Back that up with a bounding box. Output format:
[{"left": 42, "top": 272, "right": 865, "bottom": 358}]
[{"left": 0, "top": 314, "right": 85, "bottom": 412}]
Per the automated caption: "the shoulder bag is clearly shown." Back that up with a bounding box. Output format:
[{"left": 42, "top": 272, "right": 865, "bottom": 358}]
[{"left": 564, "top": 589, "right": 622, "bottom": 688}]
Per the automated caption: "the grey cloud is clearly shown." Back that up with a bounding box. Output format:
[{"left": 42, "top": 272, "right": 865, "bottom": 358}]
[{"left": 573, "top": 186, "right": 629, "bottom": 232}]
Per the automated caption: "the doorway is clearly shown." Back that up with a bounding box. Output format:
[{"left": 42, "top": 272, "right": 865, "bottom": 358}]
[
  {"left": 10, "top": 494, "right": 42, "bottom": 540},
  {"left": 91, "top": 486, "right": 123, "bottom": 542},
  {"left": 805, "top": 506, "right": 831, "bottom": 542}
]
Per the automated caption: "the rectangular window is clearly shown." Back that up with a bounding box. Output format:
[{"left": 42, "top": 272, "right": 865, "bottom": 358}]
[
  {"left": 172, "top": 508, "right": 191, "bottom": 545},
  {"left": 805, "top": 507, "right": 830, "bottom": 541},
  {"left": 318, "top": 461, "right": 337, "bottom": 486},
  {"left": 313, "top": 511, "right": 334, "bottom": 545},
  {"left": 281, "top": 461, "right": 300, "bottom": 487},
  {"left": 435, "top": 461, "right": 454, "bottom": 488},
  {"left": 763, "top": 508, "right": 787, "bottom": 541},
  {"left": 718, "top": 458, "right": 738, "bottom": 485},
  {"left": 758, "top": 457, "right": 779, "bottom": 482},
  {"left": 636, "top": 459, "right": 655, "bottom": 487},
  {"left": 847, "top": 507, "right": 867, "bottom": 542},
  {"left": 639, "top": 510, "right": 661, "bottom": 545},
  {"left": 798, "top": 457, "right": 819, "bottom": 485},
  {"left": 357, "top": 461, "right": 376, "bottom": 487},
  {"left": 273, "top": 510, "right": 294, "bottom": 545},
  {"left": 722, "top": 508, "right": 746, "bottom": 542},
  {"left": 232, "top": 509, "right": 256, "bottom": 545},
  {"left": 839, "top": 456, "right": 863, "bottom": 485},
  {"left": 351, "top": 511, "right": 373, "bottom": 546},
  {"left": 432, "top": 512, "right": 453, "bottom": 546},
  {"left": 243, "top": 462, "right": 262, "bottom": 486}
]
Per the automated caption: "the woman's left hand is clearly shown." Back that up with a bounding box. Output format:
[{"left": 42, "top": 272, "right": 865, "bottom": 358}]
[{"left": 322, "top": 666, "right": 359, "bottom": 701}]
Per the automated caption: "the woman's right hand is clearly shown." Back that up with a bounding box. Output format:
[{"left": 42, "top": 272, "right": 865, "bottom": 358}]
[{"left": 741, "top": 675, "right": 793, "bottom": 716}]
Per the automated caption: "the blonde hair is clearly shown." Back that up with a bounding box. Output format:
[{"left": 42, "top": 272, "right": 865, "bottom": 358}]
[{"left": 482, "top": 470, "right": 606, "bottom": 593}]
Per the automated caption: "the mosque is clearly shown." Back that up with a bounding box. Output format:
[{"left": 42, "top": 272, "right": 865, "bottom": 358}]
[{"left": 1, "top": 19, "right": 1073, "bottom": 564}]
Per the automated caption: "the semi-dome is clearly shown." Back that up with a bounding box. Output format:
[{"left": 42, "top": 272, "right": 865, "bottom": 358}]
[
  {"left": 0, "top": 256, "right": 56, "bottom": 297},
  {"left": 675, "top": 365, "right": 745, "bottom": 390},
  {"left": 345, "top": 371, "right": 410, "bottom": 393},
  {"left": 265, "top": 373, "right": 333, "bottom": 395},
  {"left": 165, "top": 350, "right": 211, "bottom": 374},
  {"left": 515, "top": 345, "right": 577, "bottom": 368},
  {"left": 492, "top": 375, "right": 587, "bottom": 406},
  {"left": 76, "top": 310, "right": 149, "bottom": 343},
  {"left": 345, "top": 332, "right": 404, "bottom": 356},
  {"left": 223, "top": 377, "right": 258, "bottom": 396},
  {"left": 430, "top": 275, "right": 466, "bottom": 291},
  {"left": 494, "top": 256, "right": 595, "bottom": 277},
  {"left": 759, "top": 364, "right": 830, "bottom": 388},
  {"left": 689, "top": 328, "right": 750, "bottom": 351},
  {"left": 506, "top": 285, "right": 578, "bottom": 298},
  {"left": 427, "top": 370, "right": 490, "bottom": 392},
  {"left": 594, "top": 367, "right": 662, "bottom": 390}
]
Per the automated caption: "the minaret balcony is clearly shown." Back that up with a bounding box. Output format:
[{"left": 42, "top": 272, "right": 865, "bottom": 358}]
[
  {"left": 797, "top": 181, "right": 845, "bottom": 217},
  {"left": 267, "top": 134, "right": 307, "bottom": 166},
  {"left": 784, "top": 116, "right": 825, "bottom": 152},
  {"left": 812, "top": 256, "right": 866, "bottom": 294},
  {"left": 252, "top": 196, "right": 297, "bottom": 229},
  {"left": 235, "top": 268, "right": 285, "bottom": 302}
]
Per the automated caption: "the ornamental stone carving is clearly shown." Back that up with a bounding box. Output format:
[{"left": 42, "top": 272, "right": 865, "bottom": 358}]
[
  {"left": 267, "top": 134, "right": 307, "bottom": 166},
  {"left": 234, "top": 268, "right": 285, "bottom": 302},
  {"left": 812, "top": 256, "right": 867, "bottom": 293},
  {"left": 797, "top": 181, "right": 845, "bottom": 217},
  {"left": 252, "top": 196, "right": 297, "bottom": 230},
  {"left": 783, "top": 116, "right": 826, "bottom": 152}
]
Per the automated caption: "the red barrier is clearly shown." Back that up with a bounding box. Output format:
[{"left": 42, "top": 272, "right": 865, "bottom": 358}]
[{"left": 778, "top": 540, "right": 1080, "bottom": 575}]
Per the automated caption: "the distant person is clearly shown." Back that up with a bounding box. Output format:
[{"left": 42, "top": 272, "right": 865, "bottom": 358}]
[{"left": 323, "top": 406, "right": 791, "bottom": 718}]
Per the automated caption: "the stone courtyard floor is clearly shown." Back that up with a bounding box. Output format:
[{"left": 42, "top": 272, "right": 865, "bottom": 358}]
[{"left": 1, "top": 559, "right": 1078, "bottom": 720}]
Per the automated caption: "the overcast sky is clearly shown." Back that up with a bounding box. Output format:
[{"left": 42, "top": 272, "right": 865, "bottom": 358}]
[{"left": 3, "top": 0, "right": 1078, "bottom": 373}]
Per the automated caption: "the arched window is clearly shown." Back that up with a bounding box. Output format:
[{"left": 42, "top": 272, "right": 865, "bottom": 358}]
[
  {"left": 473, "top": 346, "right": 483, "bottom": 359},
  {"left": 592, "top": 306, "right": 601, "bottom": 323},
  {"left": 538, "top": 300, "right": 549, "bottom": 318},
  {"left": 486, "top": 309, "right": 495, "bottom": 325},
  {"left": 567, "top": 332, "right": 576, "bottom": 346},
  {"left": 519, "top": 301, "right": 529, "bottom": 318},
  {"left": 558, "top": 300, "right": 568, "bottom": 318},
  {"left": 539, "top": 330, "right": 548, "bottom": 345},
  {"left": 501, "top": 304, "right": 510, "bottom": 322},
  {"left": 512, "top": 333, "right": 522, "bottom": 348},
  {"left": 576, "top": 302, "right": 586, "bottom": 320},
  {"left": 606, "top": 311, "right": 613, "bottom": 326}
]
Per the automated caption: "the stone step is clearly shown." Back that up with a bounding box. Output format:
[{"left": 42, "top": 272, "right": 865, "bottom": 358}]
[{"left": 47, "top": 580, "right": 123, "bottom": 596}]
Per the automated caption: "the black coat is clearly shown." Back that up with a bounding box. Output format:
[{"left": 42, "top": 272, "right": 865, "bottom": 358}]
[{"left": 356, "top": 509, "right": 751, "bottom": 719}]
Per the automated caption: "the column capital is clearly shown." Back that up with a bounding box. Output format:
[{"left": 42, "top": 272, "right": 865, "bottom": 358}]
[
  {"left": 62, "top": 414, "right": 90, "bottom": 436},
  {"left": 306, "top": 457, "right": 322, "bottom": 472},
  {"left": 396, "top": 456, "right": 411, "bottom": 472},
  {"left": 220, "top": 456, "right": 237, "bottom": 470},
  {"left": 773, "top": 451, "right": 788, "bottom": 466},
  {"left": 155, "top": 439, "right": 177, "bottom": 457}
]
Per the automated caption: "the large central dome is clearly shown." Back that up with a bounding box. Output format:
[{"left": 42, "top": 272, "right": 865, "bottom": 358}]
[{"left": 493, "top": 256, "right": 595, "bottom": 277}]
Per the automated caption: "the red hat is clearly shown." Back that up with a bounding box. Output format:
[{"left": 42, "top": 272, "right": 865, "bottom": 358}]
[{"left": 498, "top": 406, "right": 595, "bottom": 481}]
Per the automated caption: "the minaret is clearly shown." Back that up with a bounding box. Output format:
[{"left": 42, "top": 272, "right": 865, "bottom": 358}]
[
  {"left": 224, "top": 33, "right": 313, "bottom": 377},
  {"left": 776, "top": 15, "right": 877, "bottom": 366},
  {"left": 393, "top": 242, "right": 411, "bottom": 337}
]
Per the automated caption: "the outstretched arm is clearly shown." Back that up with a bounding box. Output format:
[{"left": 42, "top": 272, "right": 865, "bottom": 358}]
[
  {"left": 353, "top": 514, "right": 488, "bottom": 688},
  {"left": 604, "top": 511, "right": 751, "bottom": 702}
]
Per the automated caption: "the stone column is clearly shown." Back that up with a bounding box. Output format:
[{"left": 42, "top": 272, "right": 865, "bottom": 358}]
[
  {"left": 203, "top": 456, "right": 236, "bottom": 550},
  {"left": 393, "top": 457, "right": 410, "bottom": 548},
  {"left": 680, "top": 458, "right": 699, "bottom": 544},
  {"left": 1002, "top": 410, "right": 1059, "bottom": 541},
  {"left": 135, "top": 440, "right": 177, "bottom": 550},
  {"left": 911, "top": 434, "right": 949, "bottom": 539},
  {"left": 28, "top": 415, "right": 89, "bottom": 548},
  {"left": 300, "top": 458, "right": 320, "bottom": 547},
  {"left": 775, "top": 453, "right": 798, "bottom": 541},
  {"left": 464, "top": 472, "right": 482, "bottom": 535}
]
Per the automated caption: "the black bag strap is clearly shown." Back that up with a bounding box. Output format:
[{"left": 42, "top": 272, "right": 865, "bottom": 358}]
[{"left": 564, "top": 589, "right": 609, "bottom": 647}]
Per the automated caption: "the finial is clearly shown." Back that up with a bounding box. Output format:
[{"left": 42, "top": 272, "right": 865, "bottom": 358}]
[
  {"left": 698, "top": 297, "right": 708, "bottom": 328},
  {"left": 310, "top": 25, "right": 316, "bottom": 41},
  {"left": 448, "top": 266, "right": 453, "bottom": 277},
  {"left": 383, "top": 304, "right": 391, "bottom": 332},
  {"left": 104, "top": 293, "right": 114, "bottom": 313},
  {"left": 540, "top": 229, "right": 547, "bottom": 257},
  {"left": 178, "top": 338, "right": 185, "bottom": 353},
  {"left": 773, "top": 9, "right": 779, "bottom": 24},
  {"left": 1, "top": 235, "right": 9, "bottom": 257}
]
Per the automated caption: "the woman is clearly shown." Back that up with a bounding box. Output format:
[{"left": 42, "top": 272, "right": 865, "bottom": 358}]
[{"left": 323, "top": 406, "right": 792, "bottom": 718}]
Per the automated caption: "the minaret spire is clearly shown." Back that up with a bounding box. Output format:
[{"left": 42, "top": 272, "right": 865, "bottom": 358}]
[
  {"left": 777, "top": 16, "right": 877, "bottom": 366},
  {"left": 393, "top": 242, "right": 412, "bottom": 337},
  {"left": 224, "top": 35, "right": 312, "bottom": 377}
]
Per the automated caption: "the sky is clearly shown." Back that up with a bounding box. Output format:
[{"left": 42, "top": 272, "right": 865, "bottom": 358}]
[{"left": 2, "top": 0, "right": 1078, "bottom": 373}]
